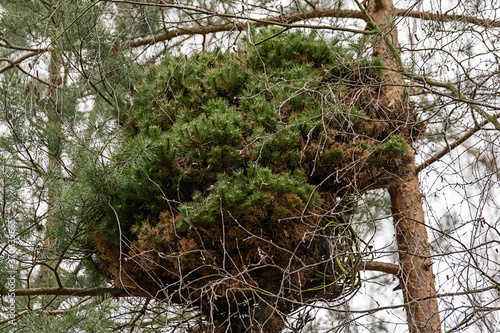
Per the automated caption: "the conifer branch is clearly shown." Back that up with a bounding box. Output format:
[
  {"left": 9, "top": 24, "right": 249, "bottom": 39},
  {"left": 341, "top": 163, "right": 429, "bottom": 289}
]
[
  {"left": 0, "top": 261, "right": 400, "bottom": 301},
  {"left": 0, "top": 310, "right": 29, "bottom": 325},
  {"left": 0, "top": 39, "right": 48, "bottom": 52},
  {"left": 14, "top": 64, "right": 53, "bottom": 87},
  {"left": 118, "top": 297, "right": 152, "bottom": 330}
]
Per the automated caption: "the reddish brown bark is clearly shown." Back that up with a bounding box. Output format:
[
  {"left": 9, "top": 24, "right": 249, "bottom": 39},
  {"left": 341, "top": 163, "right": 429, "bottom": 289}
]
[
  {"left": 366, "top": 0, "right": 442, "bottom": 331},
  {"left": 389, "top": 172, "right": 441, "bottom": 332},
  {"left": 362, "top": 261, "right": 400, "bottom": 276}
]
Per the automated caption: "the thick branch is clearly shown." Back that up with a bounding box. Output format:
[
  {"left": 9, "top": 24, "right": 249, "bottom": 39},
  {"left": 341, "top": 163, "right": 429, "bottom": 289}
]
[
  {"left": 123, "top": 0, "right": 500, "bottom": 48},
  {"left": 129, "top": 7, "right": 367, "bottom": 47},
  {"left": 0, "top": 39, "right": 48, "bottom": 52},
  {"left": 396, "top": 8, "right": 500, "bottom": 28},
  {"left": 361, "top": 261, "right": 400, "bottom": 275},
  {"left": 0, "top": 286, "right": 138, "bottom": 297}
]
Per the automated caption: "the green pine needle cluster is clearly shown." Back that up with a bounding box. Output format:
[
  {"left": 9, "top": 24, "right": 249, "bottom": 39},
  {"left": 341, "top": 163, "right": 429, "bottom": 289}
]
[
  {"left": 83, "top": 29, "right": 393, "bottom": 243},
  {"left": 177, "top": 163, "right": 317, "bottom": 231}
]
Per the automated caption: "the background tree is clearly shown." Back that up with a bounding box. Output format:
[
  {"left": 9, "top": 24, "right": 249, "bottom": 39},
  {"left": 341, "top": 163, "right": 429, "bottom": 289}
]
[{"left": 1, "top": 0, "right": 499, "bottom": 332}]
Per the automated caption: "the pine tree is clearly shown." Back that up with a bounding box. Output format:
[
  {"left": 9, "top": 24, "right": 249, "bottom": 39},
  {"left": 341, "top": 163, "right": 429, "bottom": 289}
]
[{"left": 0, "top": 1, "right": 136, "bottom": 330}]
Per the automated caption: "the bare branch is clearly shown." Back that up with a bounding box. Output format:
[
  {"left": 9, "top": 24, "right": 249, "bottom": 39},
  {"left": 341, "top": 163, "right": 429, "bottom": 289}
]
[
  {"left": 405, "top": 73, "right": 500, "bottom": 131},
  {"left": 0, "top": 49, "right": 49, "bottom": 75},
  {"left": 415, "top": 112, "right": 500, "bottom": 173},
  {"left": 128, "top": 6, "right": 369, "bottom": 47},
  {"left": 0, "top": 39, "right": 48, "bottom": 52},
  {"left": 123, "top": 1, "right": 500, "bottom": 49},
  {"left": 396, "top": 8, "right": 500, "bottom": 28}
]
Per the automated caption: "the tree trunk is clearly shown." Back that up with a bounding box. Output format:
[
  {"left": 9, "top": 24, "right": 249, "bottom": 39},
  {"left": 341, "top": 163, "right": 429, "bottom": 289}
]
[
  {"left": 46, "top": 50, "right": 63, "bottom": 238},
  {"left": 37, "top": 50, "right": 63, "bottom": 288},
  {"left": 366, "top": 0, "right": 442, "bottom": 331},
  {"left": 389, "top": 172, "right": 441, "bottom": 332}
]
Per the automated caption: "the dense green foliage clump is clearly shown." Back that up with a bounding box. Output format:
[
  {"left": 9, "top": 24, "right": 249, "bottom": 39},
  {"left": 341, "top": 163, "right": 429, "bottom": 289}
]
[
  {"left": 84, "top": 29, "right": 418, "bottom": 331},
  {"left": 87, "top": 30, "right": 402, "bottom": 240}
]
